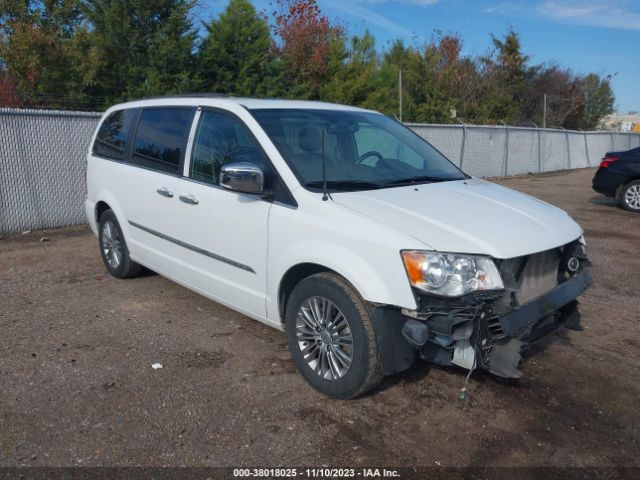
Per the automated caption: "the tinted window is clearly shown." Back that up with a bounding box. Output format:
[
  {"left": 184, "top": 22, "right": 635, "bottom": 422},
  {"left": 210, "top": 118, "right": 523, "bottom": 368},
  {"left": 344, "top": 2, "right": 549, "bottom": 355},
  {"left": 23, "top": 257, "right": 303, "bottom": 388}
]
[
  {"left": 93, "top": 109, "right": 136, "bottom": 160},
  {"left": 132, "top": 108, "right": 195, "bottom": 174},
  {"left": 190, "top": 110, "right": 269, "bottom": 185}
]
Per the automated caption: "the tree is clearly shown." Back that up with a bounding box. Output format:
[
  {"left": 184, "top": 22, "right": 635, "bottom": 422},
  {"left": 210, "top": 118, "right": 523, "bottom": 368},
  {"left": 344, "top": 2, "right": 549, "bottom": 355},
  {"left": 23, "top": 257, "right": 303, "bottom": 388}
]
[
  {"left": 520, "top": 65, "right": 582, "bottom": 128},
  {"left": 374, "top": 34, "right": 479, "bottom": 123},
  {"left": 323, "top": 30, "right": 378, "bottom": 106},
  {"left": 418, "top": 33, "right": 474, "bottom": 123},
  {"left": 483, "top": 28, "right": 530, "bottom": 123},
  {"left": 270, "top": 0, "right": 345, "bottom": 99},
  {"left": 578, "top": 73, "right": 615, "bottom": 130},
  {"left": 0, "top": 1, "right": 617, "bottom": 127},
  {"left": 83, "top": 0, "right": 197, "bottom": 106},
  {"left": 377, "top": 40, "right": 420, "bottom": 121},
  {"left": 359, "top": 54, "right": 399, "bottom": 116},
  {"left": 0, "top": 0, "right": 97, "bottom": 109},
  {"left": 0, "top": 70, "right": 22, "bottom": 107},
  {"left": 197, "top": 0, "right": 276, "bottom": 96}
]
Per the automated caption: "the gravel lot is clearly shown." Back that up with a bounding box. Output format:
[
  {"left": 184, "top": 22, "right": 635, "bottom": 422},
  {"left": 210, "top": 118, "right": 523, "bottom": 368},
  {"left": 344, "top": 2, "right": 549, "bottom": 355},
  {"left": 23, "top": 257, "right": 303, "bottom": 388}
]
[{"left": 1, "top": 167, "right": 639, "bottom": 469}]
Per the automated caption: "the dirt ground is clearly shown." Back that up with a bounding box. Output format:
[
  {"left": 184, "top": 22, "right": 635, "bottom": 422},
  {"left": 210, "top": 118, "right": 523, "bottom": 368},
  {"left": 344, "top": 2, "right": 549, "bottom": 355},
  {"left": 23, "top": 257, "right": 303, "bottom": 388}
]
[{"left": 0, "top": 168, "right": 639, "bottom": 470}]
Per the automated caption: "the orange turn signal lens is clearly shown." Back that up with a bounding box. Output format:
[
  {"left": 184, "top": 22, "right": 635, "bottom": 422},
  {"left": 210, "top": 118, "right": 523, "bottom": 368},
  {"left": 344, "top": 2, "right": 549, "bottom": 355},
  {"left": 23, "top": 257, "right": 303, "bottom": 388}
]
[{"left": 401, "top": 251, "right": 425, "bottom": 285}]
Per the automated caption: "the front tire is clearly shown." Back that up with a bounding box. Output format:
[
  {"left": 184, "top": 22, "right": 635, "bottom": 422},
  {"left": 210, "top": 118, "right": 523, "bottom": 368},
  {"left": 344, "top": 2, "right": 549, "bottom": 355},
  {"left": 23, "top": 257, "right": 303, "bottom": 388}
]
[
  {"left": 285, "top": 272, "right": 382, "bottom": 399},
  {"left": 621, "top": 180, "right": 640, "bottom": 212},
  {"left": 98, "top": 210, "right": 143, "bottom": 278}
]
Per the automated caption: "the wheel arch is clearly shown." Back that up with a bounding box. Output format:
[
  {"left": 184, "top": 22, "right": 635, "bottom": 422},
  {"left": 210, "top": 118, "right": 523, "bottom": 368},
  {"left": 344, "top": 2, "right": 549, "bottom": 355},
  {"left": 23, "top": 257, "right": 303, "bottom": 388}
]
[
  {"left": 624, "top": 176, "right": 640, "bottom": 184},
  {"left": 278, "top": 263, "right": 337, "bottom": 324},
  {"left": 95, "top": 200, "right": 111, "bottom": 224},
  {"left": 275, "top": 256, "right": 413, "bottom": 325},
  {"left": 92, "top": 189, "right": 131, "bottom": 240},
  {"left": 617, "top": 176, "right": 640, "bottom": 194},
  {"left": 272, "top": 243, "right": 418, "bottom": 325}
]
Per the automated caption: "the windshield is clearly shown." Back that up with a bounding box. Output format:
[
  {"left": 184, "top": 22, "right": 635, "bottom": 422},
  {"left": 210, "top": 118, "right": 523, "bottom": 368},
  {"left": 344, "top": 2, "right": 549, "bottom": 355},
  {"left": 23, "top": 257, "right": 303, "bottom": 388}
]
[{"left": 249, "top": 109, "right": 466, "bottom": 192}]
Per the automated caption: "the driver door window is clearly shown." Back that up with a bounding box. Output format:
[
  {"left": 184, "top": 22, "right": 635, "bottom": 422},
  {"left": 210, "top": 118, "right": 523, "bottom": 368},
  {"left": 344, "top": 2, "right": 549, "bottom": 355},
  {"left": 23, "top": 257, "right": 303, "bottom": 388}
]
[{"left": 190, "top": 111, "right": 267, "bottom": 185}]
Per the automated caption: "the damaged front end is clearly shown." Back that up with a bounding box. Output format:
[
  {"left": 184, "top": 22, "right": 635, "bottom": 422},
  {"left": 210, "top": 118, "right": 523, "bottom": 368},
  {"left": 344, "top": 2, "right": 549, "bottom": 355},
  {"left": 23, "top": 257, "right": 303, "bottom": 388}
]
[{"left": 371, "top": 239, "right": 592, "bottom": 379}]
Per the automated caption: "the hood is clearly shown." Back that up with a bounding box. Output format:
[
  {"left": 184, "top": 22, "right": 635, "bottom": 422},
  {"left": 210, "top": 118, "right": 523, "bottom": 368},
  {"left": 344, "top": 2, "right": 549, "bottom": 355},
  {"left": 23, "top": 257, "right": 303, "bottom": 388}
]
[{"left": 331, "top": 178, "right": 582, "bottom": 259}]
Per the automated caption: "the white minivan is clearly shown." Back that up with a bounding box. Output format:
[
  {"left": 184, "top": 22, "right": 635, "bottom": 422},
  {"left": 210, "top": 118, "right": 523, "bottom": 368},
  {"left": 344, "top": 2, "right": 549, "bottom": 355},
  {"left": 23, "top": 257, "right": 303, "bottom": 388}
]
[{"left": 85, "top": 95, "right": 591, "bottom": 398}]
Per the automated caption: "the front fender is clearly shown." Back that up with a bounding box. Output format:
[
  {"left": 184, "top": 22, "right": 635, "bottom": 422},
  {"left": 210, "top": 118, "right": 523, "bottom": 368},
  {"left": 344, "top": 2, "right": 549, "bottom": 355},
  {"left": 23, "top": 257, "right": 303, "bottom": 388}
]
[{"left": 267, "top": 240, "right": 418, "bottom": 322}]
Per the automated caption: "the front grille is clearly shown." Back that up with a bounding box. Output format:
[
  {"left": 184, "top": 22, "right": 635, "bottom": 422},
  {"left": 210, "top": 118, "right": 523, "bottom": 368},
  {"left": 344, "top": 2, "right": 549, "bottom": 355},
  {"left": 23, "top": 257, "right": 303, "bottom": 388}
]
[
  {"left": 414, "top": 241, "right": 582, "bottom": 370},
  {"left": 487, "top": 317, "right": 505, "bottom": 338},
  {"left": 516, "top": 249, "right": 560, "bottom": 304},
  {"left": 498, "top": 248, "right": 561, "bottom": 308}
]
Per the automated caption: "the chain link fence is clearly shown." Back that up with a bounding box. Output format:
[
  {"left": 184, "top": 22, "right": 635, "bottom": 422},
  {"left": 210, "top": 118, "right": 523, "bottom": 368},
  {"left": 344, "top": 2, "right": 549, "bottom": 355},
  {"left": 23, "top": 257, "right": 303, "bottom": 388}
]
[
  {"left": 408, "top": 123, "right": 640, "bottom": 178},
  {"left": 0, "top": 109, "right": 101, "bottom": 236},
  {"left": 1, "top": 109, "right": 639, "bottom": 235}
]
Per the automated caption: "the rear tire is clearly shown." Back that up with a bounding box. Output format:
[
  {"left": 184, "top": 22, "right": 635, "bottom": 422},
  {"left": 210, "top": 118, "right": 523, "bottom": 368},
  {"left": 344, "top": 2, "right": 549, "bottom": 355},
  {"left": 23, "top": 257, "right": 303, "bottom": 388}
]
[
  {"left": 621, "top": 180, "right": 640, "bottom": 212},
  {"left": 285, "top": 272, "right": 382, "bottom": 399},
  {"left": 98, "top": 210, "right": 144, "bottom": 278}
]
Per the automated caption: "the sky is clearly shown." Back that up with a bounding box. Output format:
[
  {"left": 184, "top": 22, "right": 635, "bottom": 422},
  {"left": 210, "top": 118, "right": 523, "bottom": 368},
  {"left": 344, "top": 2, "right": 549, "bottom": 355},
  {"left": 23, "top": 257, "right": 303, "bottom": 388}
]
[{"left": 200, "top": 0, "right": 639, "bottom": 113}]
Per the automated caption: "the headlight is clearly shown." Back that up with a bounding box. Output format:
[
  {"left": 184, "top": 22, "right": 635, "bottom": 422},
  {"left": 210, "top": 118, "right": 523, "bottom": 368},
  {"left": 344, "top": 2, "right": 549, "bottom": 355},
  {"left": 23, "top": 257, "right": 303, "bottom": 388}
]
[{"left": 401, "top": 251, "right": 504, "bottom": 297}]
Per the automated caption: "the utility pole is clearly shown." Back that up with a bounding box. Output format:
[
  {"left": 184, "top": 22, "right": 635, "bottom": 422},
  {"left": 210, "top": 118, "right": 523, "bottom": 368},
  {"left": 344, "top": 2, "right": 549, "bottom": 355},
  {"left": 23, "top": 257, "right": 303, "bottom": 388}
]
[
  {"left": 543, "top": 93, "right": 547, "bottom": 129},
  {"left": 399, "top": 69, "right": 403, "bottom": 122}
]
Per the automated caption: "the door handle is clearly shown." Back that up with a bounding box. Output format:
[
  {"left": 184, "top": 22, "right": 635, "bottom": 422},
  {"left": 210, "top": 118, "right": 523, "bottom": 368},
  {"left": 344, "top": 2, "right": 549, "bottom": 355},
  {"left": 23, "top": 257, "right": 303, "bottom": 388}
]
[
  {"left": 179, "top": 194, "right": 199, "bottom": 205},
  {"left": 156, "top": 187, "right": 174, "bottom": 198}
]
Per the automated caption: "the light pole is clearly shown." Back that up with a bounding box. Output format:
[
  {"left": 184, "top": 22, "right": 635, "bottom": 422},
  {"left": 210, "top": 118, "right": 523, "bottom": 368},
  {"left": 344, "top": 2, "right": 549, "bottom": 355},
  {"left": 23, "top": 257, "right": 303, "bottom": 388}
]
[{"left": 399, "top": 69, "right": 403, "bottom": 122}]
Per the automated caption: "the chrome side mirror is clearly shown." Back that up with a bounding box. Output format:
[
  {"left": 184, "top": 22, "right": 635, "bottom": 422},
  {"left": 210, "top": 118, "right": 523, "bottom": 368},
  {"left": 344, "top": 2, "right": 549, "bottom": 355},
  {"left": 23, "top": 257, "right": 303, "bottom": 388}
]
[{"left": 219, "top": 162, "right": 264, "bottom": 194}]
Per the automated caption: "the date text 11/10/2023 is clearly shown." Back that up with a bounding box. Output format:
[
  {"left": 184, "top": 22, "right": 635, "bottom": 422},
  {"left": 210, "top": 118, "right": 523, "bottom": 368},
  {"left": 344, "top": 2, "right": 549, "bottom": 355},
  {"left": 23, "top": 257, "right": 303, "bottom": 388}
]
[{"left": 232, "top": 468, "right": 401, "bottom": 478}]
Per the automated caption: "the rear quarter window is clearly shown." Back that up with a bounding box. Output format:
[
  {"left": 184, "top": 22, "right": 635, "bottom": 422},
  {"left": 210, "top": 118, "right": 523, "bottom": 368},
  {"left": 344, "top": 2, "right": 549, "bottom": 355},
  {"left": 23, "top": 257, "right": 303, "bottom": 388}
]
[
  {"left": 131, "top": 107, "right": 196, "bottom": 175},
  {"left": 93, "top": 109, "right": 137, "bottom": 160}
]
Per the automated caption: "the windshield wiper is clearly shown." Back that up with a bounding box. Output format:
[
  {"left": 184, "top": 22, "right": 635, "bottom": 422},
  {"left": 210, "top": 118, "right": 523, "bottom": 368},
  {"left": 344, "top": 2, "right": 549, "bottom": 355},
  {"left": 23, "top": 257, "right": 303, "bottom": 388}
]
[
  {"left": 304, "top": 180, "right": 385, "bottom": 191},
  {"left": 383, "top": 175, "right": 461, "bottom": 186}
]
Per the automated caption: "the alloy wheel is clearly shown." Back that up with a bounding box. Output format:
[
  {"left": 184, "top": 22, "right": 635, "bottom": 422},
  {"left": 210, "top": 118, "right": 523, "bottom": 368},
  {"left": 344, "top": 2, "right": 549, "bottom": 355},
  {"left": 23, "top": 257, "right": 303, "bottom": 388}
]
[
  {"left": 101, "top": 221, "right": 122, "bottom": 269},
  {"left": 624, "top": 185, "right": 640, "bottom": 210},
  {"left": 295, "top": 296, "right": 354, "bottom": 381}
]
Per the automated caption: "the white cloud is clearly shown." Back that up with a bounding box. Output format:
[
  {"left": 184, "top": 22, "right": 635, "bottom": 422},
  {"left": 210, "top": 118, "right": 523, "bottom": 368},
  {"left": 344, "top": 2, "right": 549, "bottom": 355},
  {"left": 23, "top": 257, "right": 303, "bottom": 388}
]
[
  {"left": 537, "top": 1, "right": 640, "bottom": 30},
  {"left": 484, "top": 2, "right": 523, "bottom": 14},
  {"left": 539, "top": 1, "right": 605, "bottom": 18},
  {"left": 401, "top": 0, "right": 439, "bottom": 4},
  {"left": 358, "top": 0, "right": 438, "bottom": 5},
  {"left": 324, "top": 0, "right": 417, "bottom": 37},
  {"left": 322, "top": 0, "right": 438, "bottom": 37}
]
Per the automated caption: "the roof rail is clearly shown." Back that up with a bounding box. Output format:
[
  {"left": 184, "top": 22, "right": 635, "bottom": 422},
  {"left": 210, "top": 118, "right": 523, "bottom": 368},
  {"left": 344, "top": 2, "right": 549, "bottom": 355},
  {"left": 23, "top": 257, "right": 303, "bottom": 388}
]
[{"left": 132, "top": 93, "right": 229, "bottom": 101}]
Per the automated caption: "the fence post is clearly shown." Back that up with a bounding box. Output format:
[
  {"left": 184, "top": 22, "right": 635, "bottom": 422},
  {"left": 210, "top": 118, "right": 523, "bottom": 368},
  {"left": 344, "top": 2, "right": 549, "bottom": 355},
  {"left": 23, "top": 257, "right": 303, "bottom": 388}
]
[
  {"left": 583, "top": 132, "right": 591, "bottom": 167},
  {"left": 458, "top": 119, "right": 466, "bottom": 169},
  {"left": 610, "top": 131, "right": 614, "bottom": 151},
  {"left": 501, "top": 121, "right": 509, "bottom": 176},
  {"left": 565, "top": 129, "right": 571, "bottom": 170},
  {"left": 629, "top": 133, "right": 632, "bottom": 150},
  {"left": 538, "top": 127, "right": 543, "bottom": 173}
]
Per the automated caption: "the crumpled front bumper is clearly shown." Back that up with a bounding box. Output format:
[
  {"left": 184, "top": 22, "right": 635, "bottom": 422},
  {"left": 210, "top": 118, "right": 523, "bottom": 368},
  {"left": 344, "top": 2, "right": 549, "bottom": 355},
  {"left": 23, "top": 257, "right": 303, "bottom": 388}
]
[
  {"left": 498, "top": 269, "right": 591, "bottom": 337},
  {"left": 368, "top": 269, "right": 592, "bottom": 379},
  {"left": 483, "top": 270, "right": 591, "bottom": 378}
]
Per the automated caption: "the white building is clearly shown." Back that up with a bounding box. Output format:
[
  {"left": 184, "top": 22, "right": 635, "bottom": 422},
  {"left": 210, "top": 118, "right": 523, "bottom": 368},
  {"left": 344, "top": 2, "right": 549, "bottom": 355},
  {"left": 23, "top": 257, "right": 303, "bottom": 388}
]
[{"left": 601, "top": 112, "right": 640, "bottom": 132}]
